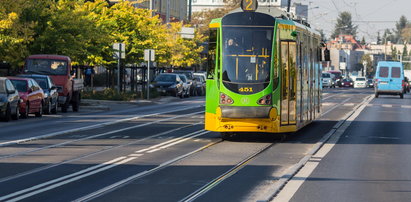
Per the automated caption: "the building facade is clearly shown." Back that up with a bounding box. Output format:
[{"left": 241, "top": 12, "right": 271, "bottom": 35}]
[{"left": 109, "top": 0, "right": 188, "bottom": 22}]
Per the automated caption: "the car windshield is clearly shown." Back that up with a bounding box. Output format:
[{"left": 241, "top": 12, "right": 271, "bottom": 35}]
[
  {"left": 0, "top": 80, "right": 6, "bottom": 93},
  {"left": 25, "top": 59, "right": 68, "bottom": 75},
  {"left": 356, "top": 78, "right": 366, "bottom": 81},
  {"left": 155, "top": 74, "right": 176, "bottom": 82},
  {"left": 175, "top": 72, "right": 193, "bottom": 80},
  {"left": 10, "top": 80, "right": 27, "bottom": 92},
  {"left": 322, "top": 73, "right": 331, "bottom": 78},
  {"left": 33, "top": 78, "right": 49, "bottom": 89},
  {"left": 179, "top": 75, "right": 187, "bottom": 83}
]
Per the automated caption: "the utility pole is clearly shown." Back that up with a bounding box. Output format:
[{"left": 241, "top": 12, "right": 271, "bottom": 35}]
[{"left": 287, "top": 0, "right": 292, "bottom": 12}]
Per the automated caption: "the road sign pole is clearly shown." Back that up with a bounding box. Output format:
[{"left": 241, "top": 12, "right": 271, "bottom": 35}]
[
  {"left": 147, "top": 56, "right": 150, "bottom": 100},
  {"left": 117, "top": 43, "right": 121, "bottom": 93}
]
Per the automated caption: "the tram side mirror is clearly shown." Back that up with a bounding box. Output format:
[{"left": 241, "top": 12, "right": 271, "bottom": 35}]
[{"left": 323, "top": 48, "right": 331, "bottom": 61}]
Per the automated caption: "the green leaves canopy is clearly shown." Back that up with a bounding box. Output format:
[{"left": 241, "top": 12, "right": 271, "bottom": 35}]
[{"left": 0, "top": 0, "right": 205, "bottom": 70}]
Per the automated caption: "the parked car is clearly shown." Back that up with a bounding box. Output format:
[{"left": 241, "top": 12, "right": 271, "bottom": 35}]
[
  {"left": 354, "top": 77, "right": 367, "bottom": 88},
  {"left": 193, "top": 75, "right": 205, "bottom": 96},
  {"left": 374, "top": 61, "right": 404, "bottom": 98},
  {"left": 321, "top": 72, "right": 335, "bottom": 88},
  {"left": 366, "top": 79, "right": 374, "bottom": 88},
  {"left": 341, "top": 78, "right": 354, "bottom": 87},
  {"left": 8, "top": 77, "right": 45, "bottom": 118},
  {"left": 178, "top": 74, "right": 191, "bottom": 98},
  {"left": 173, "top": 70, "right": 197, "bottom": 95},
  {"left": 151, "top": 73, "right": 184, "bottom": 98},
  {"left": 18, "top": 74, "right": 59, "bottom": 114},
  {"left": 0, "top": 77, "right": 20, "bottom": 121}
]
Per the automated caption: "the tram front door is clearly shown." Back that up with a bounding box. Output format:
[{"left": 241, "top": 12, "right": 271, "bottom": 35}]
[{"left": 280, "top": 41, "right": 297, "bottom": 125}]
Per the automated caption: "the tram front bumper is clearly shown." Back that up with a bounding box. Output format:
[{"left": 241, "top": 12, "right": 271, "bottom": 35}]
[{"left": 205, "top": 107, "right": 297, "bottom": 133}]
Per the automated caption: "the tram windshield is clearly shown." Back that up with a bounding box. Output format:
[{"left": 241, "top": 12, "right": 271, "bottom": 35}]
[{"left": 222, "top": 26, "right": 273, "bottom": 94}]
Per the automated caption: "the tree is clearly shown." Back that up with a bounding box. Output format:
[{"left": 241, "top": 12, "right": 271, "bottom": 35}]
[
  {"left": 395, "top": 15, "right": 409, "bottom": 43},
  {"left": 0, "top": 0, "right": 36, "bottom": 69},
  {"left": 361, "top": 36, "right": 366, "bottom": 46},
  {"left": 377, "top": 32, "right": 382, "bottom": 45},
  {"left": 331, "top": 12, "right": 358, "bottom": 39},
  {"left": 401, "top": 24, "right": 411, "bottom": 43},
  {"left": 360, "top": 54, "right": 373, "bottom": 76}
]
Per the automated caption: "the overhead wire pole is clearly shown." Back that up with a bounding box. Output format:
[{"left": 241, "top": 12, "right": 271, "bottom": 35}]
[{"left": 287, "top": 0, "right": 291, "bottom": 12}]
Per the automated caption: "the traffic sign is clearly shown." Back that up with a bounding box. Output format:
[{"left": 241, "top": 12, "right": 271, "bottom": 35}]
[
  {"left": 113, "top": 43, "right": 125, "bottom": 59},
  {"left": 144, "top": 49, "right": 155, "bottom": 62}
]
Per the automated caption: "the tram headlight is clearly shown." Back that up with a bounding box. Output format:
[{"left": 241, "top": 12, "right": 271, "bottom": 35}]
[
  {"left": 257, "top": 94, "right": 272, "bottom": 105},
  {"left": 220, "top": 93, "right": 234, "bottom": 105}
]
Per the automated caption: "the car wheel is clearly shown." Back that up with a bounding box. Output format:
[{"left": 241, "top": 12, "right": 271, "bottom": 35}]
[
  {"left": 72, "top": 92, "right": 80, "bottom": 112},
  {"left": 61, "top": 96, "right": 69, "bottom": 113},
  {"left": 21, "top": 102, "right": 29, "bottom": 118},
  {"left": 2, "top": 104, "right": 11, "bottom": 122},
  {"left": 12, "top": 103, "right": 19, "bottom": 120},
  {"left": 51, "top": 100, "right": 58, "bottom": 114},
  {"left": 35, "top": 102, "right": 43, "bottom": 117},
  {"left": 45, "top": 100, "right": 52, "bottom": 114}
]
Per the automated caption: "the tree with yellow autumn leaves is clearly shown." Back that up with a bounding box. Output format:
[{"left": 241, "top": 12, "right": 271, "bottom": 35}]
[{"left": 0, "top": 0, "right": 205, "bottom": 71}]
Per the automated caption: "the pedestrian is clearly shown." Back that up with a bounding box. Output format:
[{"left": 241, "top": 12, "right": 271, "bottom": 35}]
[{"left": 84, "top": 67, "right": 95, "bottom": 87}]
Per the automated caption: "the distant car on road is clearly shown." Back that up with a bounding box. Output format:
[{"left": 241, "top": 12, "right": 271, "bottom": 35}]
[
  {"left": 354, "top": 77, "right": 367, "bottom": 88},
  {"left": 0, "top": 77, "right": 20, "bottom": 121},
  {"left": 366, "top": 79, "right": 374, "bottom": 88},
  {"left": 341, "top": 78, "right": 354, "bottom": 87},
  {"left": 178, "top": 74, "right": 191, "bottom": 98},
  {"left": 18, "top": 74, "right": 59, "bottom": 114},
  {"left": 8, "top": 77, "right": 45, "bottom": 118},
  {"left": 322, "top": 72, "right": 335, "bottom": 88},
  {"left": 404, "top": 77, "right": 410, "bottom": 93},
  {"left": 193, "top": 75, "right": 205, "bottom": 96},
  {"left": 151, "top": 73, "right": 184, "bottom": 98},
  {"left": 173, "top": 70, "right": 197, "bottom": 96}
]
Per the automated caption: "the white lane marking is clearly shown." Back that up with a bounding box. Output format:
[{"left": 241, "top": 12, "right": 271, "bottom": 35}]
[
  {"left": 74, "top": 136, "right": 214, "bottom": 202},
  {"left": 367, "top": 104, "right": 373, "bottom": 107},
  {"left": 146, "top": 131, "right": 210, "bottom": 153},
  {"left": 272, "top": 95, "right": 373, "bottom": 202},
  {"left": 382, "top": 104, "right": 392, "bottom": 108},
  {"left": 343, "top": 103, "right": 355, "bottom": 106},
  {"left": 0, "top": 105, "right": 203, "bottom": 147},
  {"left": 321, "top": 98, "right": 351, "bottom": 116},
  {"left": 0, "top": 123, "right": 203, "bottom": 184},
  {"left": 0, "top": 110, "right": 204, "bottom": 161},
  {"left": 6, "top": 157, "right": 137, "bottom": 202},
  {"left": 136, "top": 130, "right": 205, "bottom": 153},
  {"left": 0, "top": 156, "right": 128, "bottom": 201},
  {"left": 3, "top": 130, "right": 210, "bottom": 201},
  {"left": 368, "top": 136, "right": 400, "bottom": 140},
  {"left": 401, "top": 105, "right": 411, "bottom": 109}
]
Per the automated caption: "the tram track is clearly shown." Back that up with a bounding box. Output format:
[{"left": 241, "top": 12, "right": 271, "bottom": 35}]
[
  {"left": 0, "top": 90, "right": 373, "bottom": 201},
  {"left": 0, "top": 130, "right": 215, "bottom": 202}
]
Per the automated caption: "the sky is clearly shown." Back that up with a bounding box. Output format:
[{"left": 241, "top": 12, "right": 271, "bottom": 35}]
[{"left": 293, "top": 0, "right": 411, "bottom": 42}]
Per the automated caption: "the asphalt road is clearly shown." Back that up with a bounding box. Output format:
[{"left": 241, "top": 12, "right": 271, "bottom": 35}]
[
  {"left": 278, "top": 91, "right": 411, "bottom": 202},
  {"left": 1, "top": 88, "right": 403, "bottom": 201}
]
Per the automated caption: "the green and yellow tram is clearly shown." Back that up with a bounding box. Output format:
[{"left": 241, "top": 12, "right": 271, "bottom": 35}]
[{"left": 205, "top": 4, "right": 327, "bottom": 138}]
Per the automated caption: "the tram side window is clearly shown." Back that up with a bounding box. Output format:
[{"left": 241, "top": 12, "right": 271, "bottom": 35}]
[{"left": 207, "top": 29, "right": 218, "bottom": 79}]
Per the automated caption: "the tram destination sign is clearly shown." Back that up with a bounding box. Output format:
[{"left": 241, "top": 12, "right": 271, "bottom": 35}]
[{"left": 241, "top": 0, "right": 258, "bottom": 12}]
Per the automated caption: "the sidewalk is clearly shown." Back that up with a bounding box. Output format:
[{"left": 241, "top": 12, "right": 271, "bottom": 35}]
[{"left": 81, "top": 96, "right": 182, "bottom": 111}]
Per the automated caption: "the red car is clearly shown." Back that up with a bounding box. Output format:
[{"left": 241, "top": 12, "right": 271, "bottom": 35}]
[
  {"left": 340, "top": 78, "right": 354, "bottom": 87},
  {"left": 8, "top": 77, "right": 45, "bottom": 118}
]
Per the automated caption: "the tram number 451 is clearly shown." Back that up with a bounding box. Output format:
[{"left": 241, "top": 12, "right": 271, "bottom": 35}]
[{"left": 239, "top": 87, "right": 253, "bottom": 92}]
